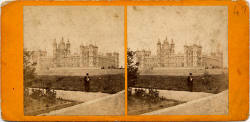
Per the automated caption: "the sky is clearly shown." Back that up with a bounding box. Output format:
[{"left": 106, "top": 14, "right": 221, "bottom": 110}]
[
  {"left": 24, "top": 6, "right": 124, "bottom": 67},
  {"left": 128, "top": 6, "right": 228, "bottom": 67}
]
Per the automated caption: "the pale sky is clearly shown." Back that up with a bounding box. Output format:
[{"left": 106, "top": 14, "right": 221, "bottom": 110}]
[
  {"left": 128, "top": 6, "right": 228, "bottom": 67},
  {"left": 24, "top": 6, "right": 124, "bottom": 67}
]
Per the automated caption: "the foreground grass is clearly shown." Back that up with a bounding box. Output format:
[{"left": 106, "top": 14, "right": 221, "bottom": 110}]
[
  {"left": 134, "top": 73, "right": 228, "bottom": 94},
  {"left": 31, "top": 74, "right": 125, "bottom": 94},
  {"left": 128, "top": 95, "right": 184, "bottom": 115},
  {"left": 24, "top": 96, "right": 82, "bottom": 116}
]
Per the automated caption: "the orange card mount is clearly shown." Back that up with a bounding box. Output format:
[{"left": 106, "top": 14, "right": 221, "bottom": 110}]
[{"left": 1, "top": 0, "right": 249, "bottom": 121}]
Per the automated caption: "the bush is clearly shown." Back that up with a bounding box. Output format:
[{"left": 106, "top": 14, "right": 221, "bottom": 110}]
[
  {"left": 30, "top": 89, "right": 44, "bottom": 99},
  {"left": 45, "top": 89, "right": 57, "bottom": 104},
  {"left": 29, "top": 88, "right": 57, "bottom": 104},
  {"left": 134, "top": 88, "right": 163, "bottom": 103},
  {"left": 135, "top": 88, "right": 146, "bottom": 97}
]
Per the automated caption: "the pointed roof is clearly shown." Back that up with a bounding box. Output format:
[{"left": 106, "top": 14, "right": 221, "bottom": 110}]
[
  {"left": 59, "top": 37, "right": 65, "bottom": 46},
  {"left": 163, "top": 36, "right": 169, "bottom": 44}
]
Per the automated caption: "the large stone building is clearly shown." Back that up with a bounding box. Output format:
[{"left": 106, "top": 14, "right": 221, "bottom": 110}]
[
  {"left": 31, "top": 37, "right": 119, "bottom": 70},
  {"left": 135, "top": 37, "right": 223, "bottom": 70}
]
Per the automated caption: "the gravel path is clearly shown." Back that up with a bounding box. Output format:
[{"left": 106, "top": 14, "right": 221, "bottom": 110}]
[
  {"left": 29, "top": 88, "right": 111, "bottom": 102},
  {"left": 131, "top": 87, "right": 213, "bottom": 102},
  {"left": 40, "top": 91, "right": 125, "bottom": 116},
  {"left": 55, "top": 90, "right": 110, "bottom": 102},
  {"left": 143, "top": 90, "right": 228, "bottom": 115}
]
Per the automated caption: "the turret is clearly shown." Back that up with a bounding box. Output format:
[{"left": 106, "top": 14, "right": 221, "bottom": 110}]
[
  {"left": 170, "top": 38, "right": 175, "bottom": 54},
  {"left": 53, "top": 39, "right": 57, "bottom": 49},
  {"left": 163, "top": 36, "right": 169, "bottom": 45},
  {"left": 65, "top": 40, "right": 71, "bottom": 56},
  {"left": 157, "top": 39, "right": 161, "bottom": 56},
  {"left": 59, "top": 37, "right": 65, "bottom": 50},
  {"left": 66, "top": 40, "right": 70, "bottom": 50},
  {"left": 183, "top": 45, "right": 189, "bottom": 67},
  {"left": 157, "top": 39, "right": 161, "bottom": 45},
  {"left": 215, "top": 44, "right": 223, "bottom": 68},
  {"left": 53, "top": 39, "right": 57, "bottom": 57}
]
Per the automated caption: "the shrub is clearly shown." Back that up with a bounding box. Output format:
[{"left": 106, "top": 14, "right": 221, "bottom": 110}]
[
  {"left": 29, "top": 88, "right": 57, "bottom": 104},
  {"left": 30, "top": 89, "right": 44, "bottom": 99},
  {"left": 135, "top": 88, "right": 146, "bottom": 97},
  {"left": 134, "top": 88, "right": 163, "bottom": 103},
  {"left": 45, "top": 89, "right": 57, "bottom": 104}
]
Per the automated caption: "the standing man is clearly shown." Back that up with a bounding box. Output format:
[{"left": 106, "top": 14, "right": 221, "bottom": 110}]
[
  {"left": 84, "top": 73, "right": 91, "bottom": 92},
  {"left": 187, "top": 73, "right": 193, "bottom": 92}
]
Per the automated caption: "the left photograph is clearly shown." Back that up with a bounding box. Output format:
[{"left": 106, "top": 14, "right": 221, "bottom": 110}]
[{"left": 23, "top": 6, "right": 125, "bottom": 116}]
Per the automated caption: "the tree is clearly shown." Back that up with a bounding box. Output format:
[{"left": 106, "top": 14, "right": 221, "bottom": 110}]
[
  {"left": 127, "top": 48, "right": 139, "bottom": 87},
  {"left": 23, "top": 49, "right": 37, "bottom": 87}
]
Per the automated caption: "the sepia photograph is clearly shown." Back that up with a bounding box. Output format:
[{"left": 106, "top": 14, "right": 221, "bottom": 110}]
[
  {"left": 127, "top": 6, "right": 228, "bottom": 115},
  {"left": 23, "top": 6, "right": 125, "bottom": 116}
]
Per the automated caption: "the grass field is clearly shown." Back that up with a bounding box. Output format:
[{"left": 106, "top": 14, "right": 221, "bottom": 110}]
[
  {"left": 24, "top": 96, "right": 82, "bottom": 116},
  {"left": 128, "top": 95, "right": 184, "bottom": 115},
  {"left": 30, "top": 74, "right": 125, "bottom": 94},
  {"left": 134, "top": 73, "right": 228, "bottom": 94}
]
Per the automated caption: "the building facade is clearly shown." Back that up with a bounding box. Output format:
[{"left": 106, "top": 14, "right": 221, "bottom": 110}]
[
  {"left": 31, "top": 37, "right": 119, "bottom": 70},
  {"left": 135, "top": 37, "right": 223, "bottom": 70}
]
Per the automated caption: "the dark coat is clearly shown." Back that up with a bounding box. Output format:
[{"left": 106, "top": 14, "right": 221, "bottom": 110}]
[
  {"left": 84, "top": 76, "right": 91, "bottom": 84},
  {"left": 187, "top": 76, "right": 193, "bottom": 86}
]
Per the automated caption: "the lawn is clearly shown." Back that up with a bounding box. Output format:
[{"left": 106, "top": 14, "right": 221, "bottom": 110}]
[
  {"left": 24, "top": 95, "right": 82, "bottom": 116},
  {"left": 30, "top": 74, "right": 125, "bottom": 94},
  {"left": 128, "top": 95, "right": 184, "bottom": 115},
  {"left": 133, "top": 73, "right": 228, "bottom": 94}
]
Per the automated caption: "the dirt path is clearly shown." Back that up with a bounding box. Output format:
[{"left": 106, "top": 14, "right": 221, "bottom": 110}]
[
  {"left": 143, "top": 90, "right": 228, "bottom": 115},
  {"left": 29, "top": 88, "right": 111, "bottom": 102},
  {"left": 131, "top": 87, "right": 213, "bottom": 102},
  {"left": 40, "top": 91, "right": 125, "bottom": 116},
  {"left": 55, "top": 90, "right": 110, "bottom": 102}
]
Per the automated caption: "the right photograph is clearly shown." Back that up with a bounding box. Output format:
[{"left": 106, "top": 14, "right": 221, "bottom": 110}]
[{"left": 127, "top": 6, "right": 228, "bottom": 115}]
